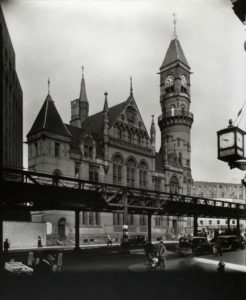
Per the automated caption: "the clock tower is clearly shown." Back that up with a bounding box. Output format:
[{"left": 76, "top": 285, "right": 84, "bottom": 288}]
[{"left": 158, "top": 20, "right": 193, "bottom": 194}]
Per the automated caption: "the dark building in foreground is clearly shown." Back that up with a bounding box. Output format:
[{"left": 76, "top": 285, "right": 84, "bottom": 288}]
[{"left": 0, "top": 5, "right": 23, "bottom": 171}]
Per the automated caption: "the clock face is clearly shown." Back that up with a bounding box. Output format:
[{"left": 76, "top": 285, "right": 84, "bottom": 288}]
[
  {"left": 219, "top": 132, "right": 234, "bottom": 149},
  {"left": 165, "top": 75, "right": 174, "bottom": 87},
  {"left": 237, "top": 132, "right": 243, "bottom": 149},
  {"left": 181, "top": 75, "right": 187, "bottom": 87}
]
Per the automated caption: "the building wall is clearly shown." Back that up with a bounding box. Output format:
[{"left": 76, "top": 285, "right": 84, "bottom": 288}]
[
  {"left": 193, "top": 180, "right": 246, "bottom": 237},
  {"left": 3, "top": 221, "right": 46, "bottom": 248},
  {"left": 0, "top": 6, "right": 23, "bottom": 170}
]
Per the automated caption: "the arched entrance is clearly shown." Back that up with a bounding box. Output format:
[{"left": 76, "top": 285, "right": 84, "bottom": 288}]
[{"left": 58, "top": 218, "right": 66, "bottom": 241}]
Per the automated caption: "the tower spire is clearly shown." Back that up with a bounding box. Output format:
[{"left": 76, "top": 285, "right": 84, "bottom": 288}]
[
  {"left": 48, "top": 78, "right": 50, "bottom": 95},
  {"left": 172, "top": 13, "right": 177, "bottom": 39},
  {"left": 130, "top": 76, "right": 133, "bottom": 96},
  {"left": 103, "top": 91, "right": 109, "bottom": 112},
  {"left": 79, "top": 66, "right": 88, "bottom": 103}
]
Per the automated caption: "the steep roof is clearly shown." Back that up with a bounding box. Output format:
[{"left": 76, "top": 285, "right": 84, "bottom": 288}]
[
  {"left": 65, "top": 124, "right": 104, "bottom": 159},
  {"left": 82, "top": 99, "right": 128, "bottom": 139},
  {"left": 27, "top": 94, "right": 71, "bottom": 138},
  {"left": 160, "top": 38, "right": 190, "bottom": 69}
]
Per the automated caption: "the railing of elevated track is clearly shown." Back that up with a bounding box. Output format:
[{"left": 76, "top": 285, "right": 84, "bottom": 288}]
[{"left": 1, "top": 167, "right": 246, "bottom": 218}]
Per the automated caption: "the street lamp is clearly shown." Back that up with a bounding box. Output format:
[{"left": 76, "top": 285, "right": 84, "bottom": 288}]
[{"left": 217, "top": 119, "right": 245, "bottom": 168}]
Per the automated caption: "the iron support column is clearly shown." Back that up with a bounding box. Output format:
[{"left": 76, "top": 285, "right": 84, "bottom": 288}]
[
  {"left": 121, "top": 192, "right": 129, "bottom": 253},
  {"left": 147, "top": 213, "right": 152, "bottom": 242},
  {"left": 122, "top": 192, "right": 128, "bottom": 243},
  {"left": 227, "top": 218, "right": 230, "bottom": 231},
  {"left": 0, "top": 213, "right": 3, "bottom": 266},
  {"left": 236, "top": 218, "right": 240, "bottom": 235},
  {"left": 74, "top": 210, "right": 81, "bottom": 252},
  {"left": 193, "top": 214, "right": 198, "bottom": 236}
]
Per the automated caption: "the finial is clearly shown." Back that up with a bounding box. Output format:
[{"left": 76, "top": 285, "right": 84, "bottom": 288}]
[
  {"left": 130, "top": 76, "right": 133, "bottom": 95},
  {"left": 151, "top": 114, "right": 154, "bottom": 120},
  {"left": 172, "top": 13, "right": 177, "bottom": 38},
  {"left": 48, "top": 78, "right": 50, "bottom": 95},
  {"left": 82, "top": 66, "right": 84, "bottom": 77},
  {"left": 103, "top": 91, "right": 108, "bottom": 112}
]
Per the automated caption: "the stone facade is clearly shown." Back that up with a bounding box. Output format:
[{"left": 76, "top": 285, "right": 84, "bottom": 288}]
[
  {"left": 26, "top": 33, "right": 195, "bottom": 244},
  {"left": 26, "top": 31, "right": 245, "bottom": 245}
]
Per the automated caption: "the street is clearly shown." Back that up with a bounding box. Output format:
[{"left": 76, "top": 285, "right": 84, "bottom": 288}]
[{"left": 1, "top": 245, "right": 246, "bottom": 300}]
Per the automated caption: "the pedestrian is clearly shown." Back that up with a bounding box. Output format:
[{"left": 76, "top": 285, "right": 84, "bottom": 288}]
[
  {"left": 145, "top": 241, "right": 154, "bottom": 265},
  {"left": 4, "top": 238, "right": 10, "bottom": 254},
  {"left": 156, "top": 240, "right": 167, "bottom": 270},
  {"left": 107, "top": 234, "right": 112, "bottom": 246},
  {"left": 215, "top": 238, "right": 223, "bottom": 257},
  {"left": 217, "top": 260, "right": 225, "bottom": 274},
  {"left": 3, "top": 238, "right": 10, "bottom": 262},
  {"left": 38, "top": 236, "right": 42, "bottom": 248}
]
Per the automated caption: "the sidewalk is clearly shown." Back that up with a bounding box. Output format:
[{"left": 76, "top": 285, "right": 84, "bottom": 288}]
[
  {"left": 194, "top": 249, "right": 246, "bottom": 272},
  {"left": 8, "top": 240, "right": 178, "bottom": 253}
]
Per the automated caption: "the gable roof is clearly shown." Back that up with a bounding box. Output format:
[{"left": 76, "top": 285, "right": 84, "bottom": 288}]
[
  {"left": 27, "top": 94, "right": 71, "bottom": 138},
  {"left": 65, "top": 123, "right": 104, "bottom": 159},
  {"left": 160, "top": 38, "right": 190, "bottom": 69},
  {"left": 82, "top": 98, "right": 128, "bottom": 139}
]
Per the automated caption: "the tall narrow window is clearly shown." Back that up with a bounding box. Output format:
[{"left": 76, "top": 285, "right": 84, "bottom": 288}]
[
  {"left": 95, "top": 212, "right": 100, "bottom": 225},
  {"left": 89, "top": 166, "right": 99, "bottom": 182},
  {"left": 55, "top": 142, "right": 60, "bottom": 157},
  {"left": 126, "top": 159, "right": 136, "bottom": 188},
  {"left": 139, "top": 162, "right": 148, "bottom": 189},
  {"left": 82, "top": 211, "right": 88, "bottom": 225},
  {"left": 89, "top": 212, "right": 94, "bottom": 226},
  {"left": 112, "top": 155, "right": 123, "bottom": 185},
  {"left": 84, "top": 137, "right": 93, "bottom": 159},
  {"left": 170, "top": 176, "right": 179, "bottom": 194}
]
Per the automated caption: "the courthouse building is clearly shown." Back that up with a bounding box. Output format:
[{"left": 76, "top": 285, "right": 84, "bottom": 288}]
[{"left": 27, "top": 29, "right": 195, "bottom": 245}]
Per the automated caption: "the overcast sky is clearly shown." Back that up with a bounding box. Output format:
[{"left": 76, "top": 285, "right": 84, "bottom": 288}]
[{"left": 2, "top": 0, "right": 246, "bottom": 183}]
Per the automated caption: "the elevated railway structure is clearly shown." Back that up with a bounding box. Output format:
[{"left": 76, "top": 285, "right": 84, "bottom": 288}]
[{"left": 0, "top": 168, "right": 246, "bottom": 254}]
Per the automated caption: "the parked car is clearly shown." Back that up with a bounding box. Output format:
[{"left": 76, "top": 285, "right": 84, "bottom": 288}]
[
  {"left": 178, "top": 236, "right": 212, "bottom": 256},
  {"left": 128, "top": 235, "right": 146, "bottom": 247},
  {"left": 210, "top": 235, "right": 245, "bottom": 251}
]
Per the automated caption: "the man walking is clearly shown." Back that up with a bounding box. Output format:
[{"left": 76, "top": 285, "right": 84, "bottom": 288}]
[{"left": 156, "top": 240, "right": 167, "bottom": 270}]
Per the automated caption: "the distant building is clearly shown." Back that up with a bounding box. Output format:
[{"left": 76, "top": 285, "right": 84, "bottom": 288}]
[
  {"left": 0, "top": 5, "right": 23, "bottom": 171},
  {"left": 193, "top": 181, "right": 245, "bottom": 237}
]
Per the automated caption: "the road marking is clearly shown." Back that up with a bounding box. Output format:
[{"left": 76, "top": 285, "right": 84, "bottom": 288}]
[{"left": 194, "top": 257, "right": 246, "bottom": 272}]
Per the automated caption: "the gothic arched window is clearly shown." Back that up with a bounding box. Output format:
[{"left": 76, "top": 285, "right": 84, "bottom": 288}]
[
  {"left": 170, "top": 176, "right": 179, "bottom": 194},
  {"left": 139, "top": 162, "right": 148, "bottom": 189},
  {"left": 113, "top": 155, "right": 123, "bottom": 185},
  {"left": 126, "top": 158, "right": 136, "bottom": 187},
  {"left": 84, "top": 136, "right": 93, "bottom": 159}
]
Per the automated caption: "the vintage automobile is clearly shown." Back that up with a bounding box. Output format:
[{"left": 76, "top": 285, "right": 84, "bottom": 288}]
[
  {"left": 210, "top": 235, "right": 245, "bottom": 251},
  {"left": 178, "top": 236, "right": 212, "bottom": 256},
  {"left": 127, "top": 235, "right": 146, "bottom": 247}
]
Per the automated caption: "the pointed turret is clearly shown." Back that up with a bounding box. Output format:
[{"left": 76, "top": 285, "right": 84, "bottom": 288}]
[
  {"left": 70, "top": 67, "right": 89, "bottom": 128},
  {"left": 79, "top": 66, "right": 89, "bottom": 104},
  {"left": 160, "top": 38, "right": 190, "bottom": 70},
  {"left": 150, "top": 115, "right": 156, "bottom": 150},
  {"left": 103, "top": 92, "right": 109, "bottom": 169},
  {"left": 103, "top": 91, "right": 109, "bottom": 113},
  {"left": 27, "top": 91, "right": 71, "bottom": 138}
]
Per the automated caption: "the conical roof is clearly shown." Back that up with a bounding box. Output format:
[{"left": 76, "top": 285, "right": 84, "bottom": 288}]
[
  {"left": 79, "top": 73, "right": 88, "bottom": 103},
  {"left": 27, "top": 94, "right": 71, "bottom": 138},
  {"left": 160, "top": 38, "right": 190, "bottom": 69}
]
